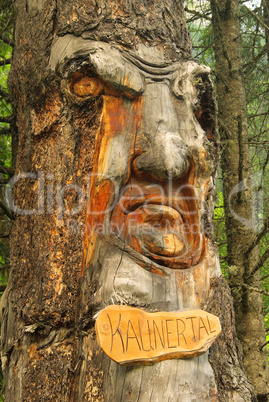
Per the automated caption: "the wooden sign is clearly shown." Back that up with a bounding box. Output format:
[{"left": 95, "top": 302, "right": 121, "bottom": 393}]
[{"left": 95, "top": 305, "right": 221, "bottom": 365}]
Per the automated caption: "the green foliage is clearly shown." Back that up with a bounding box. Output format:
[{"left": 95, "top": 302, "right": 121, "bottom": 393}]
[
  {"left": 0, "top": 59, "right": 12, "bottom": 168},
  {"left": 240, "top": 5, "right": 269, "bottom": 336},
  {"left": 0, "top": 1, "right": 12, "bottom": 265},
  {"left": 0, "top": 0, "right": 12, "bottom": 166},
  {"left": 213, "top": 182, "right": 228, "bottom": 276},
  {"left": 0, "top": 1, "right": 13, "bottom": 396},
  {"left": 187, "top": 1, "right": 269, "bottom": 360}
]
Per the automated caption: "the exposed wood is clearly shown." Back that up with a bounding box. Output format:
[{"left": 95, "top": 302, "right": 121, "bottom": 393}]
[{"left": 96, "top": 305, "right": 221, "bottom": 365}]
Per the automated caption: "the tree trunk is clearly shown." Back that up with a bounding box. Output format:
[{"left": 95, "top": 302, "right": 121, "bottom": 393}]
[
  {"left": 0, "top": 177, "right": 11, "bottom": 290},
  {"left": 1, "top": 0, "right": 257, "bottom": 400},
  {"left": 264, "top": 0, "right": 269, "bottom": 63},
  {"left": 210, "top": 0, "right": 269, "bottom": 399}
]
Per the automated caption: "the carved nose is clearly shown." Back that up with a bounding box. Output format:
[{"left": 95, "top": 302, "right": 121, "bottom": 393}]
[
  {"left": 133, "top": 132, "right": 189, "bottom": 180},
  {"left": 132, "top": 81, "right": 189, "bottom": 181}
]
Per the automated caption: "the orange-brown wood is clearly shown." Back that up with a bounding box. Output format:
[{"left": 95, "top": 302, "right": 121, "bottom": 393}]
[{"left": 96, "top": 305, "right": 221, "bottom": 365}]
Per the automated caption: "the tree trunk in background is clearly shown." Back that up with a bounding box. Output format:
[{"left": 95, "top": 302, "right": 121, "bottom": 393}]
[
  {"left": 210, "top": 0, "right": 269, "bottom": 399},
  {"left": 0, "top": 0, "right": 257, "bottom": 400},
  {"left": 264, "top": 0, "right": 269, "bottom": 63},
  {"left": 0, "top": 178, "right": 11, "bottom": 290}
]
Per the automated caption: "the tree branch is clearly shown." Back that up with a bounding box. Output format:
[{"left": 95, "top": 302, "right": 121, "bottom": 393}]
[
  {"left": 260, "top": 340, "right": 269, "bottom": 351},
  {"left": 0, "top": 128, "right": 11, "bottom": 136},
  {"left": 248, "top": 249, "right": 269, "bottom": 278},
  {"left": 246, "top": 215, "right": 269, "bottom": 255},
  {"left": 0, "top": 285, "right": 7, "bottom": 293},
  {"left": 0, "top": 86, "right": 9, "bottom": 100},
  {"left": 0, "top": 200, "right": 14, "bottom": 220},
  {"left": 244, "top": 42, "right": 269, "bottom": 73},
  {"left": 0, "top": 58, "right": 11, "bottom": 67},
  {"left": 241, "top": 282, "right": 269, "bottom": 297},
  {"left": 0, "top": 166, "right": 15, "bottom": 177},
  {"left": 185, "top": 7, "right": 211, "bottom": 22},
  {"left": 218, "top": 118, "right": 234, "bottom": 139},
  {"left": 261, "top": 272, "right": 269, "bottom": 281},
  {"left": 0, "top": 30, "right": 15, "bottom": 48},
  {"left": 249, "top": 112, "right": 269, "bottom": 119},
  {"left": 194, "top": 41, "right": 216, "bottom": 58},
  {"left": 0, "top": 116, "right": 13, "bottom": 124},
  {"left": 244, "top": 5, "right": 269, "bottom": 32}
]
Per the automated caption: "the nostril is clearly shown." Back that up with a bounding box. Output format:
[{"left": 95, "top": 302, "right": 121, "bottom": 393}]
[
  {"left": 164, "top": 154, "right": 189, "bottom": 179},
  {"left": 132, "top": 132, "right": 189, "bottom": 181}
]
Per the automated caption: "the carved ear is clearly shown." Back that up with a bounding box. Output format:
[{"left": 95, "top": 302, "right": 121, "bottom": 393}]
[
  {"left": 172, "top": 62, "right": 208, "bottom": 98},
  {"left": 173, "top": 74, "right": 184, "bottom": 99},
  {"left": 173, "top": 62, "right": 217, "bottom": 142}
]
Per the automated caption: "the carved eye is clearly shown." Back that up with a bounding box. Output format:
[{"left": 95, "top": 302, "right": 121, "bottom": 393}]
[
  {"left": 73, "top": 76, "right": 105, "bottom": 97},
  {"left": 193, "top": 74, "right": 216, "bottom": 141},
  {"left": 69, "top": 67, "right": 104, "bottom": 97},
  {"left": 69, "top": 66, "right": 120, "bottom": 98}
]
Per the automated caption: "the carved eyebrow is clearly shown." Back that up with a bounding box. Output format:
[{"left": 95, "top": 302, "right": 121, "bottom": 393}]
[
  {"left": 49, "top": 35, "right": 145, "bottom": 97},
  {"left": 122, "top": 51, "right": 180, "bottom": 77}
]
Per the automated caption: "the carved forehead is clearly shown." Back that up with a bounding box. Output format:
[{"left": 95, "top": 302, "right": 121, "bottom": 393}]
[{"left": 49, "top": 35, "right": 210, "bottom": 94}]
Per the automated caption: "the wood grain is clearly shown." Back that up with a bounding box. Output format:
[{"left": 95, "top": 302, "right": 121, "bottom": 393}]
[{"left": 96, "top": 305, "right": 221, "bottom": 365}]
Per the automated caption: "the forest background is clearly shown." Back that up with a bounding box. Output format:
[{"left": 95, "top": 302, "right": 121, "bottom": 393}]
[{"left": 0, "top": 0, "right": 268, "bottom": 400}]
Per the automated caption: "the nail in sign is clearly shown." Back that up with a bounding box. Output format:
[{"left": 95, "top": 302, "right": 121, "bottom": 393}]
[{"left": 95, "top": 305, "right": 221, "bottom": 365}]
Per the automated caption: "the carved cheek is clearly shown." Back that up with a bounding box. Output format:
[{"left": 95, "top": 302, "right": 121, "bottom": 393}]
[
  {"left": 83, "top": 96, "right": 140, "bottom": 268},
  {"left": 86, "top": 97, "right": 132, "bottom": 218}
]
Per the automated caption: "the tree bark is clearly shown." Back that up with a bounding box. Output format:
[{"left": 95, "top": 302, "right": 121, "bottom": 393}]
[
  {"left": 0, "top": 0, "right": 257, "bottom": 400},
  {"left": 210, "top": 0, "right": 269, "bottom": 398},
  {"left": 0, "top": 178, "right": 11, "bottom": 287},
  {"left": 264, "top": 0, "right": 269, "bottom": 63}
]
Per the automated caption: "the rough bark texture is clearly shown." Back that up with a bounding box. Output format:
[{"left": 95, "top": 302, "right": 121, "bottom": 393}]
[
  {"left": 0, "top": 179, "right": 11, "bottom": 289},
  {"left": 264, "top": 0, "right": 269, "bottom": 63},
  {"left": 210, "top": 0, "right": 269, "bottom": 399},
  {"left": 0, "top": 0, "right": 257, "bottom": 401},
  {"left": 205, "top": 276, "right": 257, "bottom": 401}
]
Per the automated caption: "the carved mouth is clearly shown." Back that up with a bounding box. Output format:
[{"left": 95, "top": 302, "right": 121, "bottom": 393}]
[
  {"left": 123, "top": 196, "right": 167, "bottom": 214},
  {"left": 126, "top": 204, "right": 186, "bottom": 258},
  {"left": 110, "top": 183, "right": 204, "bottom": 269},
  {"left": 141, "top": 204, "right": 182, "bottom": 224}
]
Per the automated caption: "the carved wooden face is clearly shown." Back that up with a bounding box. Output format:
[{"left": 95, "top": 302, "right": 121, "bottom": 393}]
[{"left": 50, "top": 37, "right": 217, "bottom": 273}]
